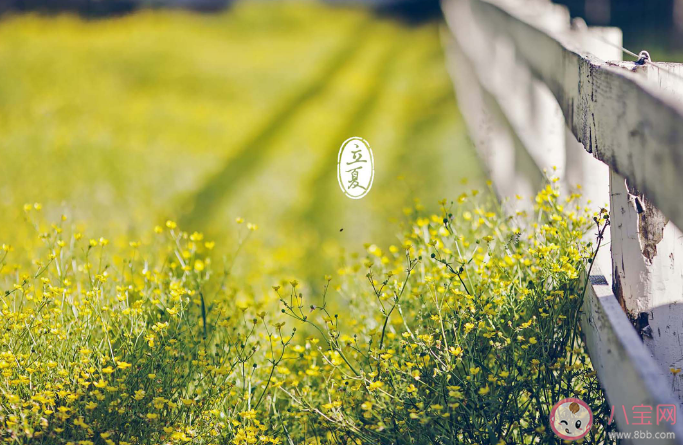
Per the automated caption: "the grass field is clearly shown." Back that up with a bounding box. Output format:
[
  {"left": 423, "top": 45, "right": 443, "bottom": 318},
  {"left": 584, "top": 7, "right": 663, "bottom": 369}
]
[
  {"left": 0, "top": 5, "right": 618, "bottom": 444},
  {"left": 0, "top": 2, "right": 483, "bottom": 289}
]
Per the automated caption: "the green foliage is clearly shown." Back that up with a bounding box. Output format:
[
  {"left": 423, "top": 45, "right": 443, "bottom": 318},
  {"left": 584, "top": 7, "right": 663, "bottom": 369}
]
[
  {"left": 0, "top": 183, "right": 613, "bottom": 444},
  {"left": 274, "top": 183, "right": 613, "bottom": 444},
  {"left": 0, "top": 4, "right": 611, "bottom": 444},
  {"left": 0, "top": 213, "right": 282, "bottom": 445}
]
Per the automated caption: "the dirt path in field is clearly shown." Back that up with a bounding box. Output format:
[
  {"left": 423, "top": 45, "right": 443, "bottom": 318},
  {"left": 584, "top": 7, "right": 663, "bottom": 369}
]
[{"left": 180, "top": 20, "right": 371, "bottom": 228}]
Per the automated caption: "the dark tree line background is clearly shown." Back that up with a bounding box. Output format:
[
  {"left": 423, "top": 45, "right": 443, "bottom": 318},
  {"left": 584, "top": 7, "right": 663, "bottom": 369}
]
[
  {"left": 0, "top": 0, "right": 679, "bottom": 51},
  {"left": 0, "top": 0, "right": 229, "bottom": 15},
  {"left": 555, "top": 0, "right": 683, "bottom": 51}
]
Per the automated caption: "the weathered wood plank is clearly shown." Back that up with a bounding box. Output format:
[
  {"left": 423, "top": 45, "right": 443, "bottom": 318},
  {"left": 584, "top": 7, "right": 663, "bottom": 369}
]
[
  {"left": 610, "top": 167, "right": 683, "bottom": 400},
  {"left": 581, "top": 262, "right": 683, "bottom": 443},
  {"left": 452, "top": 0, "right": 683, "bottom": 236}
]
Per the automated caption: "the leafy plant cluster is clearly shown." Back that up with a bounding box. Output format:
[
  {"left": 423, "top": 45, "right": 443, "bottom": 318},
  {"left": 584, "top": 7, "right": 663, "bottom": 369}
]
[{"left": 0, "top": 182, "right": 612, "bottom": 444}]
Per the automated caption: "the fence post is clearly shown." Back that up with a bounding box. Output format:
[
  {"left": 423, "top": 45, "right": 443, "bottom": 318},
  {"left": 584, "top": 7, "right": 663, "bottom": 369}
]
[
  {"left": 564, "top": 25, "right": 621, "bottom": 280},
  {"left": 609, "top": 61, "right": 683, "bottom": 400},
  {"left": 442, "top": 0, "right": 571, "bottom": 205},
  {"left": 440, "top": 0, "right": 520, "bottom": 203}
]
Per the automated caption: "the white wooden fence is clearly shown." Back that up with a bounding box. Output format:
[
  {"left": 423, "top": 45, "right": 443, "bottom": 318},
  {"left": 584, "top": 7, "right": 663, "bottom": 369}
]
[{"left": 441, "top": 0, "right": 683, "bottom": 442}]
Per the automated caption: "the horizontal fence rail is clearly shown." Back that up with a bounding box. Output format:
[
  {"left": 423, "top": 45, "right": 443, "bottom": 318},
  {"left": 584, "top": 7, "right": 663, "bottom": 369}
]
[{"left": 441, "top": 0, "right": 683, "bottom": 442}]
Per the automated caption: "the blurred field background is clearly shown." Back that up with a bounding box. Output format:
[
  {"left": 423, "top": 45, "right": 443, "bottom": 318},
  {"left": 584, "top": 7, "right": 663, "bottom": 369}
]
[
  {"left": 2, "top": 0, "right": 679, "bottom": 293},
  {"left": 0, "top": 1, "right": 485, "bottom": 291}
]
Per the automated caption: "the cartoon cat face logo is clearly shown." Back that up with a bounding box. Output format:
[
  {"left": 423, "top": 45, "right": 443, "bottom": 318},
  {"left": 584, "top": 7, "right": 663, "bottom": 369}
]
[{"left": 549, "top": 398, "right": 593, "bottom": 440}]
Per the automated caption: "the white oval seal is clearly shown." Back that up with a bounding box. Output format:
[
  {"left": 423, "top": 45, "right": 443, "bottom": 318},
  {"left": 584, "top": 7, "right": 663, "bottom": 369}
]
[{"left": 337, "top": 137, "right": 374, "bottom": 199}]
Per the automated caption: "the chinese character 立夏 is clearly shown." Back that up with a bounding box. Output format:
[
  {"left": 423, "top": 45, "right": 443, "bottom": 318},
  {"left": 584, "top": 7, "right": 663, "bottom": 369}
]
[
  {"left": 346, "top": 148, "right": 367, "bottom": 166},
  {"left": 346, "top": 166, "right": 367, "bottom": 191}
]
